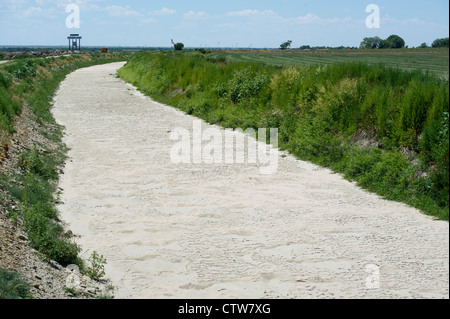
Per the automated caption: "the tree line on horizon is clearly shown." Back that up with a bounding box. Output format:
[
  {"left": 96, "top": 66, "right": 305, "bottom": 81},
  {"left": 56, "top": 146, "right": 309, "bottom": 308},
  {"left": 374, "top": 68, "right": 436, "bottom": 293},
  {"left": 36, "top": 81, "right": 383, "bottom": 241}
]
[
  {"left": 279, "top": 36, "right": 449, "bottom": 50},
  {"left": 359, "top": 35, "right": 449, "bottom": 49}
]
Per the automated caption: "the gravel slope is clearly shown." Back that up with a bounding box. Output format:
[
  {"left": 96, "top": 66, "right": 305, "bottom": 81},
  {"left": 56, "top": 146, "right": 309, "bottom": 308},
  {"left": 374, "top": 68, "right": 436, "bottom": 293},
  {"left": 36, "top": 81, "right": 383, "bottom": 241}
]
[
  {"left": 0, "top": 106, "right": 113, "bottom": 299},
  {"left": 52, "top": 62, "right": 449, "bottom": 299}
]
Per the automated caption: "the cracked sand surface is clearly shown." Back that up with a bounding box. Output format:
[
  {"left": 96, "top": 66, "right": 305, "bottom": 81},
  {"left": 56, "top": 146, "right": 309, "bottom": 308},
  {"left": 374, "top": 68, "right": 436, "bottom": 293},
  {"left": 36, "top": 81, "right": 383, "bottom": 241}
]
[{"left": 52, "top": 62, "right": 449, "bottom": 299}]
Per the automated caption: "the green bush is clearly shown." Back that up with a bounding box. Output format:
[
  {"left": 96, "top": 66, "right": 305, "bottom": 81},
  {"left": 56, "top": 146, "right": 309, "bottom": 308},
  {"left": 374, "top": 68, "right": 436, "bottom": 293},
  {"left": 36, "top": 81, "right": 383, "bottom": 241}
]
[
  {"left": 0, "top": 85, "right": 21, "bottom": 133},
  {"left": 227, "top": 68, "right": 270, "bottom": 103},
  {"left": 5, "top": 59, "right": 36, "bottom": 79},
  {"left": 23, "top": 205, "right": 81, "bottom": 266},
  {"left": 0, "top": 72, "right": 11, "bottom": 88},
  {"left": 337, "top": 147, "right": 383, "bottom": 180},
  {"left": 5, "top": 148, "right": 81, "bottom": 266},
  {"left": 0, "top": 268, "right": 31, "bottom": 299},
  {"left": 18, "top": 147, "right": 57, "bottom": 179},
  {"left": 83, "top": 251, "right": 106, "bottom": 281},
  {"left": 174, "top": 43, "right": 184, "bottom": 51},
  {"left": 358, "top": 151, "right": 410, "bottom": 194}
]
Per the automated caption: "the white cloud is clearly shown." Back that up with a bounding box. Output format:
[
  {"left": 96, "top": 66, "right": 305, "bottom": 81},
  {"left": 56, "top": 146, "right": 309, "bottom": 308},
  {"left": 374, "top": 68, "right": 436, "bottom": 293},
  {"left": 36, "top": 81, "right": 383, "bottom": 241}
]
[
  {"left": 0, "top": 0, "right": 27, "bottom": 11},
  {"left": 23, "top": 6, "right": 44, "bottom": 16},
  {"left": 225, "top": 9, "right": 353, "bottom": 27},
  {"left": 382, "top": 16, "right": 440, "bottom": 27},
  {"left": 294, "top": 13, "right": 321, "bottom": 24},
  {"left": 105, "top": 5, "right": 141, "bottom": 17},
  {"left": 142, "top": 18, "right": 157, "bottom": 24},
  {"left": 22, "top": 5, "right": 58, "bottom": 18},
  {"left": 184, "top": 10, "right": 208, "bottom": 20},
  {"left": 34, "top": 0, "right": 103, "bottom": 10},
  {"left": 149, "top": 7, "right": 176, "bottom": 16},
  {"left": 226, "top": 9, "right": 276, "bottom": 17},
  {"left": 291, "top": 13, "right": 358, "bottom": 27},
  {"left": 226, "top": 9, "right": 258, "bottom": 17}
]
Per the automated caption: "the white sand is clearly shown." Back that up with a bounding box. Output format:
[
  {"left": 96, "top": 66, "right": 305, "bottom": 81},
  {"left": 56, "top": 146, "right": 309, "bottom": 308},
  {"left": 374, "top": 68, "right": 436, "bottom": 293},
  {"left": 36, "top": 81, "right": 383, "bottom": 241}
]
[{"left": 52, "top": 62, "right": 449, "bottom": 299}]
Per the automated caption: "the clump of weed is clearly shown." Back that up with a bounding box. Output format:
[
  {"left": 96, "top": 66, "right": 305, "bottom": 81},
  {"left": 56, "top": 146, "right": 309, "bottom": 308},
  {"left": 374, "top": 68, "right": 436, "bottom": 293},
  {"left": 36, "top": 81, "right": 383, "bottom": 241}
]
[
  {"left": 83, "top": 251, "right": 107, "bottom": 281},
  {"left": 0, "top": 268, "right": 31, "bottom": 299}
]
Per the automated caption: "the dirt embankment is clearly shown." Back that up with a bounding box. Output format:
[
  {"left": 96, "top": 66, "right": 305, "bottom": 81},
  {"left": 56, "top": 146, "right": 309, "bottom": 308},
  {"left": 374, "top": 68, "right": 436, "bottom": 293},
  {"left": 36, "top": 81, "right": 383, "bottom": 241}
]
[{"left": 0, "top": 104, "right": 112, "bottom": 299}]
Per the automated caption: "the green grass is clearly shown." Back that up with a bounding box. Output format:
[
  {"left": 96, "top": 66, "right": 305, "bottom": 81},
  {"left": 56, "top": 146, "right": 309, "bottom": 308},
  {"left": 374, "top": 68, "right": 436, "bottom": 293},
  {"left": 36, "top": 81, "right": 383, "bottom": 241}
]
[
  {"left": 118, "top": 51, "right": 449, "bottom": 220},
  {"left": 0, "top": 268, "right": 31, "bottom": 299},
  {"left": 3, "top": 146, "right": 82, "bottom": 266},
  {"left": 214, "top": 48, "right": 449, "bottom": 79}
]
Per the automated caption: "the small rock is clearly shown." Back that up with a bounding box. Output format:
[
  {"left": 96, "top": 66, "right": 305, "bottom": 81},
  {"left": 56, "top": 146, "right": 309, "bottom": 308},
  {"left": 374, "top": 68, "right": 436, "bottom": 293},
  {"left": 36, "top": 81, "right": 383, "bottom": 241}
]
[
  {"left": 64, "top": 230, "right": 73, "bottom": 238},
  {"left": 66, "top": 264, "right": 79, "bottom": 273}
]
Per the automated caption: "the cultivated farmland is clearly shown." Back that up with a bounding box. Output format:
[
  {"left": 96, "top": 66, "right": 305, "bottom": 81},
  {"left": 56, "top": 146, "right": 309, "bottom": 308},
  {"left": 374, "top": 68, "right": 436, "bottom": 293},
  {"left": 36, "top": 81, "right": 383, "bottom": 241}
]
[{"left": 213, "top": 48, "right": 449, "bottom": 79}]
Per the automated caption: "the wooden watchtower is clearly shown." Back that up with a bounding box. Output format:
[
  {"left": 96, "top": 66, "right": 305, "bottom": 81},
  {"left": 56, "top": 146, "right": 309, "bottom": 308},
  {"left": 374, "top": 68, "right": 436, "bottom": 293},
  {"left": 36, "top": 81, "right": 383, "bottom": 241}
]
[{"left": 67, "top": 34, "right": 82, "bottom": 51}]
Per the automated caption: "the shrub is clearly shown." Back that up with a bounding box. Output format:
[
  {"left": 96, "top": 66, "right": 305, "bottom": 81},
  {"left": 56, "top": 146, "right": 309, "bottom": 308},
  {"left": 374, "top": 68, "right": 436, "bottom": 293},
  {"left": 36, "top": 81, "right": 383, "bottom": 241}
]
[
  {"left": 18, "top": 147, "right": 57, "bottom": 179},
  {"left": 228, "top": 68, "right": 270, "bottom": 103},
  {"left": 11, "top": 148, "right": 81, "bottom": 266},
  {"left": 207, "top": 55, "right": 227, "bottom": 64},
  {"left": 0, "top": 88, "right": 19, "bottom": 132},
  {"left": 358, "top": 151, "right": 410, "bottom": 194},
  {"left": 23, "top": 204, "right": 81, "bottom": 266},
  {"left": 83, "top": 251, "right": 106, "bottom": 281},
  {"left": 195, "top": 48, "right": 212, "bottom": 55},
  {"left": 338, "top": 147, "right": 383, "bottom": 180},
  {"left": 0, "top": 268, "right": 31, "bottom": 299},
  {"left": 174, "top": 43, "right": 184, "bottom": 51},
  {"left": 0, "top": 72, "right": 11, "bottom": 88},
  {"left": 6, "top": 59, "right": 36, "bottom": 79}
]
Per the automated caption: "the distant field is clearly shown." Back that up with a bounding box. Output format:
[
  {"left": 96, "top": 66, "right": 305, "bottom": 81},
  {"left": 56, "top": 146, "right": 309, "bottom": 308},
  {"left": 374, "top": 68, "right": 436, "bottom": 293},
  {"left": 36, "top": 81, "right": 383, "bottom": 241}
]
[{"left": 214, "top": 48, "right": 449, "bottom": 79}]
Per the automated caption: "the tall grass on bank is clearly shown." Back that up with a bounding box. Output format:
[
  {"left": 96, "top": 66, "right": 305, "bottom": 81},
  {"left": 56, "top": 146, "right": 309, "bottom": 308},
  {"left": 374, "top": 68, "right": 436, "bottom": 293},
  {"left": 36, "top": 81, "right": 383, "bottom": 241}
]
[
  {"left": 0, "top": 268, "right": 31, "bottom": 299},
  {"left": 118, "top": 52, "right": 449, "bottom": 220},
  {"left": 1, "top": 53, "right": 129, "bottom": 267}
]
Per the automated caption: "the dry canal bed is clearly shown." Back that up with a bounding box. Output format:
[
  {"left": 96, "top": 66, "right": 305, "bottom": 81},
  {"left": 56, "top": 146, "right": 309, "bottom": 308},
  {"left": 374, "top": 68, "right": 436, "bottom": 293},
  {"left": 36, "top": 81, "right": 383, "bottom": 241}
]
[{"left": 52, "top": 62, "right": 449, "bottom": 299}]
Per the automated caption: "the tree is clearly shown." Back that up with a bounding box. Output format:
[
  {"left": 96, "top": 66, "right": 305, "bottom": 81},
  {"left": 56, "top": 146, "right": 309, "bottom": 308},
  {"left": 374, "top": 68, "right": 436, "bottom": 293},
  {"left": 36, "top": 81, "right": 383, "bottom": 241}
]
[
  {"left": 419, "top": 42, "right": 428, "bottom": 48},
  {"left": 360, "top": 35, "right": 405, "bottom": 49},
  {"left": 384, "top": 35, "right": 405, "bottom": 49},
  {"left": 432, "top": 37, "right": 449, "bottom": 48},
  {"left": 280, "top": 40, "right": 292, "bottom": 50},
  {"left": 174, "top": 42, "right": 184, "bottom": 51},
  {"left": 360, "top": 36, "right": 382, "bottom": 49}
]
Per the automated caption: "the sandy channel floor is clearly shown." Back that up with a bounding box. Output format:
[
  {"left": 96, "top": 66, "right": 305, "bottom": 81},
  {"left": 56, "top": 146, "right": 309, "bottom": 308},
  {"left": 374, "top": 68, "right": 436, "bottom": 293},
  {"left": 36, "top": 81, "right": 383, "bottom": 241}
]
[{"left": 52, "top": 62, "right": 449, "bottom": 299}]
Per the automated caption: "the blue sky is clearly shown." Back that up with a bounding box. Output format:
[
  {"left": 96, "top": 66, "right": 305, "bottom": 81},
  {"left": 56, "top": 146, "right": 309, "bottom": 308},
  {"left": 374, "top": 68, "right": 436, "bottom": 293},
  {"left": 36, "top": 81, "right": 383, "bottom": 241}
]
[{"left": 0, "top": 0, "right": 448, "bottom": 48}]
